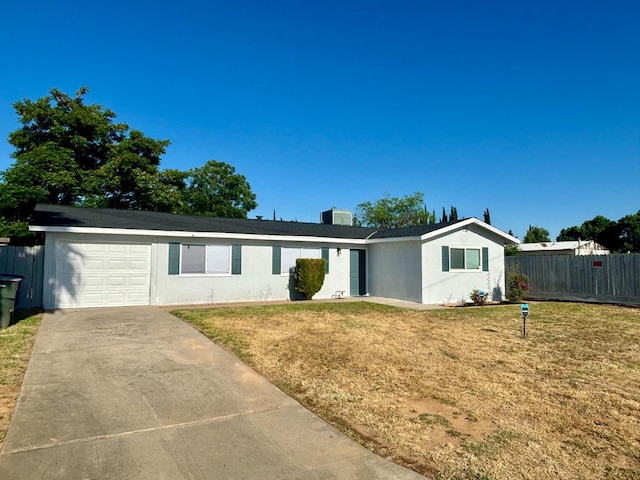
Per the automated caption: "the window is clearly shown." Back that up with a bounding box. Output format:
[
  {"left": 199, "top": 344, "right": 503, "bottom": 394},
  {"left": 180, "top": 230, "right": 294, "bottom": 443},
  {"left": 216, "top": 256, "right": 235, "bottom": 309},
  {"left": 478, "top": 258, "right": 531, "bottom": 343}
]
[
  {"left": 168, "top": 243, "right": 241, "bottom": 275},
  {"left": 182, "top": 244, "right": 207, "bottom": 273},
  {"left": 280, "top": 247, "right": 320, "bottom": 274},
  {"left": 450, "top": 247, "right": 481, "bottom": 270},
  {"left": 450, "top": 248, "right": 466, "bottom": 270},
  {"left": 442, "top": 246, "right": 488, "bottom": 271},
  {"left": 466, "top": 249, "right": 481, "bottom": 270},
  {"left": 181, "top": 244, "right": 231, "bottom": 274},
  {"left": 272, "top": 246, "right": 329, "bottom": 274}
]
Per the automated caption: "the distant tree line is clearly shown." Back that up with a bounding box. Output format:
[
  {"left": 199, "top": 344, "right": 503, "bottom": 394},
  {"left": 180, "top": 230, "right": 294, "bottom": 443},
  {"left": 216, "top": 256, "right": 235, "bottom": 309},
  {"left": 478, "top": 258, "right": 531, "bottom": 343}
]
[
  {"left": 521, "top": 213, "right": 640, "bottom": 253},
  {"left": 556, "top": 213, "right": 640, "bottom": 253},
  {"left": 353, "top": 192, "right": 492, "bottom": 229}
]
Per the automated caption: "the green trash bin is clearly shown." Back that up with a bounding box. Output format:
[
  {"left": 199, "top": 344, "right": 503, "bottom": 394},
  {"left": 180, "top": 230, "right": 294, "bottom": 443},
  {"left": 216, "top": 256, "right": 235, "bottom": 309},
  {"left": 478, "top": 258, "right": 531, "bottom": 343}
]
[{"left": 0, "top": 275, "right": 23, "bottom": 329}]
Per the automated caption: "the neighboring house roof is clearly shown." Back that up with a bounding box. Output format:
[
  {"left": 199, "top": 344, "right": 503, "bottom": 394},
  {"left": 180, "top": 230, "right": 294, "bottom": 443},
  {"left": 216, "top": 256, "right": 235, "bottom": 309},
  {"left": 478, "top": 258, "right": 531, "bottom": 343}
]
[
  {"left": 519, "top": 240, "right": 609, "bottom": 253},
  {"left": 29, "top": 204, "right": 519, "bottom": 244},
  {"left": 519, "top": 241, "right": 575, "bottom": 252}
]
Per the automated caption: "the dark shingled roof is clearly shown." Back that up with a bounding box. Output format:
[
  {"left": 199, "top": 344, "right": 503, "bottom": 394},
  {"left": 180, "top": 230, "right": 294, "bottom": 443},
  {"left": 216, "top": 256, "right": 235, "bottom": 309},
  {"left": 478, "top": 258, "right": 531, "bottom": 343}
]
[
  {"left": 30, "top": 204, "right": 467, "bottom": 240},
  {"left": 370, "top": 221, "right": 464, "bottom": 238}
]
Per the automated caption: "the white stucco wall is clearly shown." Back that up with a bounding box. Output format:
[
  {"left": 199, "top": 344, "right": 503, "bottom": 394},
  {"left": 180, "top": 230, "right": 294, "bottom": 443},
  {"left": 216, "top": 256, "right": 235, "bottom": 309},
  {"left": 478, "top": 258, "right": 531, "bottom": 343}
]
[
  {"left": 153, "top": 238, "right": 353, "bottom": 306},
  {"left": 421, "top": 224, "right": 506, "bottom": 304},
  {"left": 40, "top": 221, "right": 509, "bottom": 309},
  {"left": 368, "top": 240, "right": 422, "bottom": 303}
]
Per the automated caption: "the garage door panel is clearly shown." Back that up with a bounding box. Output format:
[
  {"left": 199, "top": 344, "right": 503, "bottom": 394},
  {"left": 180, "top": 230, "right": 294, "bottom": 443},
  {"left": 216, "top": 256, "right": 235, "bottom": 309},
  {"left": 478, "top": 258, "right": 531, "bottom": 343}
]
[
  {"left": 107, "top": 276, "right": 126, "bottom": 286},
  {"left": 81, "top": 243, "right": 102, "bottom": 251},
  {"left": 106, "top": 293, "right": 126, "bottom": 304},
  {"left": 55, "top": 242, "right": 151, "bottom": 308},
  {"left": 79, "top": 293, "right": 104, "bottom": 304},
  {"left": 127, "top": 292, "right": 149, "bottom": 302},
  {"left": 83, "top": 277, "right": 105, "bottom": 288},
  {"left": 129, "top": 260, "right": 149, "bottom": 270},
  {"left": 107, "top": 259, "right": 127, "bottom": 270},
  {"left": 85, "top": 259, "right": 105, "bottom": 269},
  {"left": 67, "top": 258, "right": 86, "bottom": 268},
  {"left": 128, "top": 276, "right": 148, "bottom": 286}
]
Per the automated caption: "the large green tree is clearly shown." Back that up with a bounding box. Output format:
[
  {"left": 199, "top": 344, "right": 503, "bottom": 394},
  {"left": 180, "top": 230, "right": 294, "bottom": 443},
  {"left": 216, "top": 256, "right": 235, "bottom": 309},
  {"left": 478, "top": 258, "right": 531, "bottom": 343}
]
[
  {"left": 557, "top": 215, "right": 616, "bottom": 246},
  {"left": 5, "top": 87, "right": 170, "bottom": 208},
  {"left": 556, "top": 213, "right": 640, "bottom": 252},
  {"left": 613, "top": 211, "right": 640, "bottom": 253},
  {"left": 177, "top": 160, "right": 257, "bottom": 218},
  {"left": 523, "top": 225, "right": 551, "bottom": 243},
  {"left": 354, "top": 192, "right": 436, "bottom": 228},
  {"left": 0, "top": 88, "right": 258, "bottom": 243},
  {"left": 1, "top": 87, "right": 170, "bottom": 240}
]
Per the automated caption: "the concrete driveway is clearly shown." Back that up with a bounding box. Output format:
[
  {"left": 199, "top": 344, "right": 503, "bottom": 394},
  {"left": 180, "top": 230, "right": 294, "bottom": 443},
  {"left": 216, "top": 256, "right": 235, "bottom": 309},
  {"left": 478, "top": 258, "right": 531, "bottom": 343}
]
[{"left": 0, "top": 307, "right": 425, "bottom": 479}]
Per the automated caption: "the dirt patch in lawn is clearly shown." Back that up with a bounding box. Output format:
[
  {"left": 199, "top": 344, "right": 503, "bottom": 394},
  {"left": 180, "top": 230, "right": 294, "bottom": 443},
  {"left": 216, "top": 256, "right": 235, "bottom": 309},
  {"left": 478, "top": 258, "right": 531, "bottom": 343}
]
[
  {"left": 383, "top": 396, "right": 495, "bottom": 446},
  {"left": 0, "top": 385, "right": 20, "bottom": 442},
  {"left": 174, "top": 301, "right": 640, "bottom": 480}
]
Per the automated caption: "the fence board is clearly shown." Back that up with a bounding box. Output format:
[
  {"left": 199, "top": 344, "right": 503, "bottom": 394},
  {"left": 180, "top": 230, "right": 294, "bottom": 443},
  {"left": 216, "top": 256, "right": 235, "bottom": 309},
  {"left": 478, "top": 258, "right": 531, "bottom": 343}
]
[
  {"left": 0, "top": 245, "right": 44, "bottom": 309},
  {"left": 506, "top": 254, "right": 640, "bottom": 305}
]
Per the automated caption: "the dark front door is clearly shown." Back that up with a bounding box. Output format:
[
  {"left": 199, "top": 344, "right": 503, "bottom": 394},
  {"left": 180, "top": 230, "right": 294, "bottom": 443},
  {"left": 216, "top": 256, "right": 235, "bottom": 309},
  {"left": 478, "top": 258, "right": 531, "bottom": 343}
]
[{"left": 349, "top": 249, "right": 366, "bottom": 296}]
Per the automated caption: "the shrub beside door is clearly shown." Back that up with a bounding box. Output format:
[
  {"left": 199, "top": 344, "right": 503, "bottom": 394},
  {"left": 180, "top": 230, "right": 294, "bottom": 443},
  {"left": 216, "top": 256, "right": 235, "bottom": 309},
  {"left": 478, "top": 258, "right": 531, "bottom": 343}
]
[{"left": 294, "top": 258, "right": 327, "bottom": 300}]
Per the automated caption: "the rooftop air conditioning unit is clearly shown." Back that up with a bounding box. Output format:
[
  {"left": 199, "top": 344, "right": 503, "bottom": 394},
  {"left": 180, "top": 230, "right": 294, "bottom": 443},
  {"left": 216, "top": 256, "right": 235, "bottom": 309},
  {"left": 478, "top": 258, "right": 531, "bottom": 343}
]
[{"left": 321, "top": 209, "right": 352, "bottom": 226}]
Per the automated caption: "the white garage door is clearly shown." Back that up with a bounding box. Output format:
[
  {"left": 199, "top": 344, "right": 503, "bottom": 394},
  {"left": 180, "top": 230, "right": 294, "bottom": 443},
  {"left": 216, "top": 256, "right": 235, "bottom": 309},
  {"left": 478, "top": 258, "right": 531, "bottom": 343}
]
[{"left": 55, "top": 242, "right": 151, "bottom": 308}]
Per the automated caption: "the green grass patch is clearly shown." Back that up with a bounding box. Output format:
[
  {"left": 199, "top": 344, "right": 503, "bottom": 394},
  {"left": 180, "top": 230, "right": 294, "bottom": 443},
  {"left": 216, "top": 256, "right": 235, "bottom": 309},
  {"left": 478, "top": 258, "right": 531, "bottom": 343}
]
[
  {"left": 463, "top": 429, "right": 525, "bottom": 457},
  {"left": 0, "top": 311, "right": 42, "bottom": 386},
  {"left": 173, "top": 309, "right": 252, "bottom": 362},
  {"left": 1, "top": 310, "right": 42, "bottom": 448},
  {"left": 418, "top": 413, "right": 451, "bottom": 427}
]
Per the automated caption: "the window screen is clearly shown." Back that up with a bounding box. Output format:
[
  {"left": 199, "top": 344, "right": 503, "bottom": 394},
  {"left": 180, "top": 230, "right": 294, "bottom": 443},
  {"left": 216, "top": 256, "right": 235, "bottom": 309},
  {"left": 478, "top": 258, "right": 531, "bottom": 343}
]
[
  {"left": 466, "top": 249, "right": 481, "bottom": 270},
  {"left": 281, "top": 248, "right": 301, "bottom": 274},
  {"left": 181, "top": 244, "right": 206, "bottom": 274},
  {"left": 450, "top": 248, "right": 465, "bottom": 270},
  {"left": 206, "top": 245, "right": 231, "bottom": 274},
  {"left": 280, "top": 247, "right": 321, "bottom": 274},
  {"left": 181, "top": 244, "right": 231, "bottom": 274}
]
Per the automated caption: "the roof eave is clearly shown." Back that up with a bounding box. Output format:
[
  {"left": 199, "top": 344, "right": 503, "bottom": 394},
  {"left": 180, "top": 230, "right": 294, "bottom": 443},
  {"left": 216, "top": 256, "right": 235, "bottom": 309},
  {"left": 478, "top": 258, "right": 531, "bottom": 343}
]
[
  {"left": 366, "top": 235, "right": 424, "bottom": 244},
  {"left": 420, "top": 218, "right": 520, "bottom": 244},
  {"left": 28, "top": 225, "right": 369, "bottom": 245}
]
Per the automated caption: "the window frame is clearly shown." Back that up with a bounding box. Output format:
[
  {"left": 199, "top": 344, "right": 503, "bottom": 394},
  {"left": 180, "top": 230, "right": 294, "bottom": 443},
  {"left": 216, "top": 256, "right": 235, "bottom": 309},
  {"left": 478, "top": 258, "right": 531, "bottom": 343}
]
[
  {"left": 180, "top": 243, "right": 232, "bottom": 276},
  {"left": 448, "top": 246, "right": 483, "bottom": 271},
  {"left": 279, "top": 247, "right": 322, "bottom": 275}
]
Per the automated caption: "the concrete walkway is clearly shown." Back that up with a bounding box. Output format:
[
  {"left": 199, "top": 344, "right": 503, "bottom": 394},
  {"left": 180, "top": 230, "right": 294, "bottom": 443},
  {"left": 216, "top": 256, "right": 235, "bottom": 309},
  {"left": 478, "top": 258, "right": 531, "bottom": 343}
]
[
  {"left": 164, "top": 296, "right": 449, "bottom": 312},
  {"left": 357, "top": 296, "right": 448, "bottom": 310},
  {"left": 0, "top": 307, "right": 426, "bottom": 479}
]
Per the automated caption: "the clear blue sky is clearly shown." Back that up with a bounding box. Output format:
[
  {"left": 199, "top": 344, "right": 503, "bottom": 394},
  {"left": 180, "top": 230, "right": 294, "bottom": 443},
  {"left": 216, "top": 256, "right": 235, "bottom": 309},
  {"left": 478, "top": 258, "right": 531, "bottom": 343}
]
[{"left": 1, "top": 0, "right": 638, "bottom": 239}]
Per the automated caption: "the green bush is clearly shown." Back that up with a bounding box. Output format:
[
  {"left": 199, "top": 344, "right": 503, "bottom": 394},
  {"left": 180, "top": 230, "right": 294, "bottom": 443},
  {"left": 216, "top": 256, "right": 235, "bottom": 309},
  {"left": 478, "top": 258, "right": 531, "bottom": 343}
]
[
  {"left": 294, "top": 258, "right": 327, "bottom": 300},
  {"left": 507, "top": 272, "right": 529, "bottom": 303},
  {"left": 469, "top": 288, "right": 488, "bottom": 305}
]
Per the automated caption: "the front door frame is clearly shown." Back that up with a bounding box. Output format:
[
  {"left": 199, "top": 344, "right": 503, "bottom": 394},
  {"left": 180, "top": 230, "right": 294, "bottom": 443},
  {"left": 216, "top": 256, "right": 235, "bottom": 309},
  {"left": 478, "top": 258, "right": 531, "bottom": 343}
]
[{"left": 349, "top": 249, "right": 367, "bottom": 296}]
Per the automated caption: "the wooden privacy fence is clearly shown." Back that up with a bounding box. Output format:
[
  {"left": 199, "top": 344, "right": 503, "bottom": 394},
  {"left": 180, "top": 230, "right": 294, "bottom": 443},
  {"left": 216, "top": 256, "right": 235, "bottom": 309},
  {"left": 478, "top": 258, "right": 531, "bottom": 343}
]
[
  {"left": 0, "top": 245, "right": 44, "bottom": 309},
  {"left": 506, "top": 254, "right": 640, "bottom": 305}
]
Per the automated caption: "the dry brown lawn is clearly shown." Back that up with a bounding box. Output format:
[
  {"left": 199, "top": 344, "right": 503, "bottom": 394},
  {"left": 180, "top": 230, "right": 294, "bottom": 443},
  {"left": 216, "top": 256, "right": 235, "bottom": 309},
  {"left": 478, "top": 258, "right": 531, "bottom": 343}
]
[
  {"left": 173, "top": 301, "right": 640, "bottom": 480},
  {"left": 0, "top": 311, "right": 41, "bottom": 450}
]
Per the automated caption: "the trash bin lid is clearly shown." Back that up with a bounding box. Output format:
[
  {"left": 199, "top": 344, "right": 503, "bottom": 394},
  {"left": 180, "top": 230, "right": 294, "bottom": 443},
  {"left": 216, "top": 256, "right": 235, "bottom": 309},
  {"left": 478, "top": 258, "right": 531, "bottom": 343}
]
[{"left": 0, "top": 274, "right": 23, "bottom": 282}]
